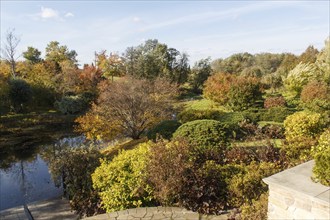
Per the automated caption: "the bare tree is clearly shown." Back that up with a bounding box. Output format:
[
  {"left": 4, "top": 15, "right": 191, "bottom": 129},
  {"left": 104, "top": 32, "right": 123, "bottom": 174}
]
[{"left": 1, "top": 29, "right": 20, "bottom": 77}]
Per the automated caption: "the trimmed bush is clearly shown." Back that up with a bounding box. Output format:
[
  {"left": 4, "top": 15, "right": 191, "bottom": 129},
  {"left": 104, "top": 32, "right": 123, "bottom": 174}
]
[
  {"left": 147, "top": 120, "right": 181, "bottom": 140},
  {"left": 261, "top": 107, "right": 295, "bottom": 122},
  {"left": 92, "top": 143, "right": 155, "bottom": 212},
  {"left": 173, "top": 120, "right": 229, "bottom": 162}
]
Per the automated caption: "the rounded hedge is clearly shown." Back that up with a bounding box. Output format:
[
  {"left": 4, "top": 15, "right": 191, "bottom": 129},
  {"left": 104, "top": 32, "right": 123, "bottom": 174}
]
[{"left": 173, "top": 120, "right": 229, "bottom": 160}]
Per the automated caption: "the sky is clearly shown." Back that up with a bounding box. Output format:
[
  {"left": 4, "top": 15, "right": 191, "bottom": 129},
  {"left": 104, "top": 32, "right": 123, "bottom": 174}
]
[{"left": 1, "top": 0, "right": 329, "bottom": 66}]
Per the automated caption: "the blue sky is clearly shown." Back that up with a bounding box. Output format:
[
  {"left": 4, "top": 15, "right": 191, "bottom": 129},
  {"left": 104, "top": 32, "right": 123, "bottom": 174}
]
[{"left": 1, "top": 1, "right": 329, "bottom": 66}]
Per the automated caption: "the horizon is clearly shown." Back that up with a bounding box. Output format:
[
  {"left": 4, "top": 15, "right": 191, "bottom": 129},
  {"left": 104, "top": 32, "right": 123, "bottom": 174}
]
[{"left": 1, "top": 0, "right": 329, "bottom": 66}]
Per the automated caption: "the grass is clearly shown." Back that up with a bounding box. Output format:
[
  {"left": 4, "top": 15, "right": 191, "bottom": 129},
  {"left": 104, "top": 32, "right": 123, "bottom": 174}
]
[
  {"left": 102, "top": 137, "right": 147, "bottom": 159},
  {"left": 174, "top": 95, "right": 229, "bottom": 112},
  {"left": 232, "top": 139, "right": 284, "bottom": 148},
  {"left": 258, "top": 121, "right": 284, "bottom": 127}
]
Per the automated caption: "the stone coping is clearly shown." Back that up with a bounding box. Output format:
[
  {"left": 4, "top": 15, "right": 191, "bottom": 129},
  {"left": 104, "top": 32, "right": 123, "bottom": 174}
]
[
  {"left": 263, "top": 160, "right": 330, "bottom": 205},
  {"left": 84, "top": 207, "right": 229, "bottom": 220}
]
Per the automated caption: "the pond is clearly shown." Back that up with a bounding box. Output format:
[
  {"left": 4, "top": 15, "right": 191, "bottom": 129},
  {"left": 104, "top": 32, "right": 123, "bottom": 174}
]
[{"left": 0, "top": 136, "right": 85, "bottom": 211}]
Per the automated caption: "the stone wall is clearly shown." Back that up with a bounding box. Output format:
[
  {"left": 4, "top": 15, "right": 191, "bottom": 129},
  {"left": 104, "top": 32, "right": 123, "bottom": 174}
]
[
  {"left": 84, "top": 206, "right": 229, "bottom": 220},
  {"left": 263, "top": 160, "right": 330, "bottom": 220}
]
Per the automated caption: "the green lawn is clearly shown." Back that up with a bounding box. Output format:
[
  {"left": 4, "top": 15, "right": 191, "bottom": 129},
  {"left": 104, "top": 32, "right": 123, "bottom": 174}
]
[{"left": 232, "top": 139, "right": 284, "bottom": 148}]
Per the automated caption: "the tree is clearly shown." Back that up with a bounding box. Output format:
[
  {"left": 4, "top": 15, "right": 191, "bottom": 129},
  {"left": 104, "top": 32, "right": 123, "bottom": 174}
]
[
  {"left": 23, "top": 46, "right": 42, "bottom": 63},
  {"left": 203, "top": 73, "right": 234, "bottom": 105},
  {"left": 227, "top": 76, "right": 263, "bottom": 111},
  {"left": 189, "top": 58, "right": 212, "bottom": 93},
  {"left": 284, "top": 62, "right": 321, "bottom": 95},
  {"left": 299, "top": 45, "right": 319, "bottom": 64},
  {"left": 124, "top": 39, "right": 190, "bottom": 83},
  {"left": 77, "top": 77, "right": 178, "bottom": 140},
  {"left": 96, "top": 51, "right": 125, "bottom": 82},
  {"left": 1, "top": 29, "right": 20, "bottom": 77},
  {"left": 45, "top": 41, "right": 77, "bottom": 64},
  {"left": 8, "top": 78, "right": 32, "bottom": 113}
]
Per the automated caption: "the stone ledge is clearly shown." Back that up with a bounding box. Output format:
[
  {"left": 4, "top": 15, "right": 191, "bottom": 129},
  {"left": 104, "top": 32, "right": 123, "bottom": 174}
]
[
  {"left": 263, "top": 160, "right": 330, "bottom": 205},
  {"left": 263, "top": 160, "right": 330, "bottom": 220}
]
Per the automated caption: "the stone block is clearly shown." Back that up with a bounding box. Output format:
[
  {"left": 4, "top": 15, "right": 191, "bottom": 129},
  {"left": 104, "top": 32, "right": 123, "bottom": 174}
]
[
  {"left": 133, "top": 207, "right": 147, "bottom": 218},
  {"left": 294, "top": 198, "right": 312, "bottom": 212},
  {"left": 152, "top": 213, "right": 165, "bottom": 219},
  {"left": 293, "top": 208, "right": 314, "bottom": 220},
  {"left": 108, "top": 211, "right": 119, "bottom": 218},
  {"left": 183, "top": 212, "right": 200, "bottom": 219},
  {"left": 269, "top": 196, "right": 288, "bottom": 210}
]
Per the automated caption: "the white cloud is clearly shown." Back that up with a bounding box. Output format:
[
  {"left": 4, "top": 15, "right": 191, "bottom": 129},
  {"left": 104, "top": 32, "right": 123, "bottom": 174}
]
[
  {"left": 65, "top": 12, "right": 74, "bottom": 18},
  {"left": 40, "top": 7, "right": 59, "bottom": 19}
]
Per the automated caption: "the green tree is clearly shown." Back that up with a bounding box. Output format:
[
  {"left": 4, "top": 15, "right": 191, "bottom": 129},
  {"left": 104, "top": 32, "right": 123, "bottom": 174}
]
[
  {"left": 8, "top": 78, "right": 32, "bottom": 113},
  {"left": 45, "top": 41, "right": 77, "bottom": 64},
  {"left": 124, "top": 39, "right": 190, "bottom": 83},
  {"left": 23, "top": 46, "right": 42, "bottom": 63},
  {"left": 189, "top": 58, "right": 212, "bottom": 93}
]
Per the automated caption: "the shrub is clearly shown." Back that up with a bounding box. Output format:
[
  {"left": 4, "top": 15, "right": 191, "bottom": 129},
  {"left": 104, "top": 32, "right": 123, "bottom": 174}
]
[
  {"left": 147, "top": 138, "right": 193, "bottom": 205},
  {"left": 225, "top": 147, "right": 257, "bottom": 165},
  {"left": 92, "top": 143, "right": 155, "bottom": 212},
  {"left": 48, "top": 144, "right": 103, "bottom": 217},
  {"left": 260, "top": 124, "right": 285, "bottom": 139},
  {"left": 284, "top": 111, "right": 325, "bottom": 142},
  {"left": 226, "top": 76, "right": 263, "bottom": 111},
  {"left": 264, "top": 96, "right": 286, "bottom": 109},
  {"left": 242, "top": 108, "right": 265, "bottom": 123},
  {"left": 283, "top": 111, "right": 326, "bottom": 161},
  {"left": 312, "top": 129, "right": 330, "bottom": 186},
  {"left": 180, "top": 161, "right": 244, "bottom": 214},
  {"left": 261, "top": 107, "right": 295, "bottom": 123},
  {"left": 300, "top": 80, "right": 330, "bottom": 112},
  {"left": 55, "top": 93, "right": 92, "bottom": 114},
  {"left": 240, "top": 193, "right": 268, "bottom": 220},
  {"left": 228, "top": 162, "right": 279, "bottom": 207},
  {"left": 173, "top": 120, "right": 229, "bottom": 162},
  {"left": 147, "top": 120, "right": 181, "bottom": 140}
]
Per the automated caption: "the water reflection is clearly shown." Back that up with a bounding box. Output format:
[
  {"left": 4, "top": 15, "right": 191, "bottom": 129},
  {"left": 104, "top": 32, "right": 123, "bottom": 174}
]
[{"left": 0, "top": 136, "right": 86, "bottom": 211}]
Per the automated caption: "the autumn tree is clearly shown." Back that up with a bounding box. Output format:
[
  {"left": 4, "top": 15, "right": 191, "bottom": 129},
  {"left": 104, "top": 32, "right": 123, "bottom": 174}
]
[
  {"left": 1, "top": 29, "right": 20, "bottom": 77},
  {"left": 77, "top": 77, "right": 178, "bottom": 140},
  {"left": 203, "top": 73, "right": 234, "bottom": 104},
  {"left": 96, "top": 51, "right": 125, "bottom": 82}
]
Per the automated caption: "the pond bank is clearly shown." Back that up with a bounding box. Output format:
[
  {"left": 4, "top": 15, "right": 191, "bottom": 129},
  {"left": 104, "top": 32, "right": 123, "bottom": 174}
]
[{"left": 0, "top": 197, "right": 78, "bottom": 220}]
